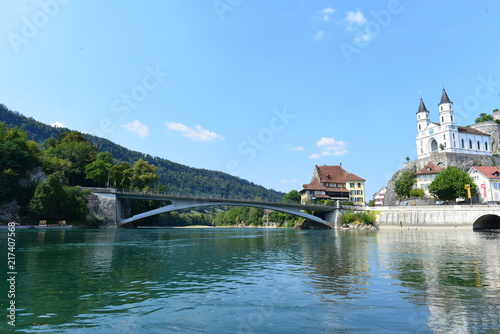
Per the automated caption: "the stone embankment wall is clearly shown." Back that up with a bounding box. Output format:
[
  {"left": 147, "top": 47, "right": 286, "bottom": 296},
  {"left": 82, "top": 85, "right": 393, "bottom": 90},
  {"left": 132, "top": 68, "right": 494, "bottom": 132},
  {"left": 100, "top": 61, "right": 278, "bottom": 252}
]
[
  {"left": 375, "top": 205, "right": 500, "bottom": 229},
  {"left": 87, "top": 193, "right": 118, "bottom": 228}
]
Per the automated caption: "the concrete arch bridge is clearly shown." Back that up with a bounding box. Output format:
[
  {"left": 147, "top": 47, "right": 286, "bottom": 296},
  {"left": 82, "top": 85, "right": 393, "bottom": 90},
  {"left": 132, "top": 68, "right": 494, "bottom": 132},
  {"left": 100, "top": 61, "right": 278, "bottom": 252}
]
[{"left": 84, "top": 188, "right": 341, "bottom": 228}]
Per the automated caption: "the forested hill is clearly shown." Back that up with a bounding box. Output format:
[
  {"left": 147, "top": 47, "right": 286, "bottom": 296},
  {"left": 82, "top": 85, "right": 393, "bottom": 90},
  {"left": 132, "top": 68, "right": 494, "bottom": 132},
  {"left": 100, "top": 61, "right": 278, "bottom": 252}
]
[{"left": 0, "top": 104, "right": 285, "bottom": 201}]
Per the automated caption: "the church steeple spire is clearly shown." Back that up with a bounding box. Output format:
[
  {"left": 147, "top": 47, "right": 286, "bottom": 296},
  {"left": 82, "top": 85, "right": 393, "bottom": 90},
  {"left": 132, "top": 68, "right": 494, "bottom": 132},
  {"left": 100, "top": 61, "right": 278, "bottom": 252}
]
[
  {"left": 417, "top": 98, "right": 429, "bottom": 113},
  {"left": 439, "top": 88, "right": 452, "bottom": 105}
]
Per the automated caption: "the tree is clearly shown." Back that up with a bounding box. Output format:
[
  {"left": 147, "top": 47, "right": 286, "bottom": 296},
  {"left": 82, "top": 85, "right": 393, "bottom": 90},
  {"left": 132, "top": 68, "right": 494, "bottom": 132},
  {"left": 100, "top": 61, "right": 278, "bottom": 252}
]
[
  {"left": 130, "top": 159, "right": 159, "bottom": 191},
  {"left": 409, "top": 188, "right": 425, "bottom": 198},
  {"left": 29, "top": 172, "right": 89, "bottom": 221},
  {"left": 283, "top": 189, "right": 301, "bottom": 203},
  {"left": 0, "top": 123, "right": 39, "bottom": 203},
  {"left": 428, "top": 166, "right": 477, "bottom": 202},
  {"left": 394, "top": 171, "right": 415, "bottom": 199},
  {"left": 43, "top": 131, "right": 98, "bottom": 185},
  {"left": 85, "top": 152, "right": 114, "bottom": 187},
  {"left": 475, "top": 113, "right": 494, "bottom": 124}
]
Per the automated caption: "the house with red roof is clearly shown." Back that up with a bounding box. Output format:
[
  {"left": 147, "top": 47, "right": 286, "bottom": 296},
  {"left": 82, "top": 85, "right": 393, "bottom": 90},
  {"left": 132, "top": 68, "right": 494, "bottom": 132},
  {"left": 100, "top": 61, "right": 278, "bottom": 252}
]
[
  {"left": 468, "top": 166, "right": 500, "bottom": 203},
  {"left": 300, "top": 165, "right": 366, "bottom": 205},
  {"left": 415, "top": 162, "right": 444, "bottom": 196}
]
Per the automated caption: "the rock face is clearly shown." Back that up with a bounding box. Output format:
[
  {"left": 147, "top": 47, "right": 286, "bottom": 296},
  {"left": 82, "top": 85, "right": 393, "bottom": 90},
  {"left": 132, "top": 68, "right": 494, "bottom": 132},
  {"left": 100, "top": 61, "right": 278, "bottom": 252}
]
[
  {"left": 383, "top": 152, "right": 500, "bottom": 206},
  {"left": 86, "top": 193, "right": 118, "bottom": 228}
]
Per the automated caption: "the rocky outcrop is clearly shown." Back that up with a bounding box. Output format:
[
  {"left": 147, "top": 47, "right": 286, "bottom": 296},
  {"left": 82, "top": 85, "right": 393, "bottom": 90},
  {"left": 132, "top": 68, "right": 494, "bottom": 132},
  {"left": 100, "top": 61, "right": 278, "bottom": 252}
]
[{"left": 383, "top": 152, "right": 500, "bottom": 206}]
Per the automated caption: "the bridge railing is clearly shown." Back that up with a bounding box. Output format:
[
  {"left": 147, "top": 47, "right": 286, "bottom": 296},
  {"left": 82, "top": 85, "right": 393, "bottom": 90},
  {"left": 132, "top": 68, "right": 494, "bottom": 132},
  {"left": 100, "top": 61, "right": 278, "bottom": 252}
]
[{"left": 85, "top": 187, "right": 340, "bottom": 209}]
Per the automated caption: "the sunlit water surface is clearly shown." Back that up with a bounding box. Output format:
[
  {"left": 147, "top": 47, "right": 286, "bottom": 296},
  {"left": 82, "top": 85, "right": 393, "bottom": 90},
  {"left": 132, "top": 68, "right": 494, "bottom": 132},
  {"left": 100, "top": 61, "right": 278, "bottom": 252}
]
[{"left": 1, "top": 228, "right": 499, "bottom": 333}]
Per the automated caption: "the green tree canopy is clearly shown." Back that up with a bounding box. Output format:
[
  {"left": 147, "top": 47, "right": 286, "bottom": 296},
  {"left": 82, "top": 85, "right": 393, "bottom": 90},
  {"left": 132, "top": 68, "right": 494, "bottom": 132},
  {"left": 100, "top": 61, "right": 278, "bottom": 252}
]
[
  {"left": 283, "top": 189, "right": 301, "bottom": 203},
  {"left": 0, "top": 123, "right": 40, "bottom": 203},
  {"left": 475, "top": 113, "right": 494, "bottom": 123},
  {"left": 131, "top": 159, "right": 159, "bottom": 191},
  {"left": 29, "top": 172, "right": 89, "bottom": 221},
  {"left": 394, "top": 171, "right": 415, "bottom": 199},
  {"left": 428, "top": 166, "right": 477, "bottom": 202}
]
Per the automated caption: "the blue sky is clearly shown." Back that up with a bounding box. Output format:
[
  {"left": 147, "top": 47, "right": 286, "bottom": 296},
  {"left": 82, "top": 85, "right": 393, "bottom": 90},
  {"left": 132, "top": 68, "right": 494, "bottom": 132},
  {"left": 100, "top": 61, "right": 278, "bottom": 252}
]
[{"left": 1, "top": 0, "right": 500, "bottom": 199}]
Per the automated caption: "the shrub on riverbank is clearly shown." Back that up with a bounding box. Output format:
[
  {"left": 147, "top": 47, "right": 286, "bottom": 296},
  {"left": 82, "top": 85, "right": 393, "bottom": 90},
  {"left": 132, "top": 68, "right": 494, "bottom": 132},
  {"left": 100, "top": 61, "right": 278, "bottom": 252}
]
[{"left": 340, "top": 210, "right": 377, "bottom": 225}]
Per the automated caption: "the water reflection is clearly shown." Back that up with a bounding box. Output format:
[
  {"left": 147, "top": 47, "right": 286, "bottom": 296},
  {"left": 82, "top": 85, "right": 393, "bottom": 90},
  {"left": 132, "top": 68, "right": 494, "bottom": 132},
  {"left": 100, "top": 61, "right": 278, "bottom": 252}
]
[{"left": 1, "top": 228, "right": 498, "bottom": 333}]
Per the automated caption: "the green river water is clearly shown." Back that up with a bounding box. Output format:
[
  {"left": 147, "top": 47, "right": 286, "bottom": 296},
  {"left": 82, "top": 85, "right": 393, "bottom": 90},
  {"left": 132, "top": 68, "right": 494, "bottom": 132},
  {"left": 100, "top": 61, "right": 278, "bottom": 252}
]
[{"left": 1, "top": 228, "right": 499, "bottom": 333}]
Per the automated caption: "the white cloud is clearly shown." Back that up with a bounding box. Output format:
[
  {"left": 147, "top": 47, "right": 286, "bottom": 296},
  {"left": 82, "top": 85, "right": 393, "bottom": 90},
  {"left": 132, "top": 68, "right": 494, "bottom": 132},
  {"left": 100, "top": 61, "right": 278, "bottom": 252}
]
[
  {"left": 51, "top": 121, "right": 65, "bottom": 128},
  {"left": 309, "top": 137, "right": 349, "bottom": 158},
  {"left": 281, "top": 179, "right": 299, "bottom": 184},
  {"left": 345, "top": 10, "right": 366, "bottom": 27},
  {"left": 124, "top": 120, "right": 149, "bottom": 138},
  {"left": 354, "top": 33, "right": 373, "bottom": 43},
  {"left": 287, "top": 145, "right": 305, "bottom": 151},
  {"left": 165, "top": 122, "right": 225, "bottom": 142},
  {"left": 315, "top": 7, "right": 336, "bottom": 21},
  {"left": 314, "top": 30, "right": 326, "bottom": 41}
]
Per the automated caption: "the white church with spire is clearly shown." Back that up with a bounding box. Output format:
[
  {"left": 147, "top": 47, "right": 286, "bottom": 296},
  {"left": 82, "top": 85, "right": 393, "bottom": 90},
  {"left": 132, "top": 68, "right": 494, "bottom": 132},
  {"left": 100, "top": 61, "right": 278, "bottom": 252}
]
[{"left": 416, "top": 89, "right": 492, "bottom": 159}]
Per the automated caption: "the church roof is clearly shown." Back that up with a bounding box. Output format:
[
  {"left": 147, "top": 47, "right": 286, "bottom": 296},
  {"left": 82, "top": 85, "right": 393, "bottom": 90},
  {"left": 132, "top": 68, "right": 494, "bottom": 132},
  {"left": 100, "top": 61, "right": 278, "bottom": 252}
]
[
  {"left": 417, "top": 98, "right": 429, "bottom": 114},
  {"left": 415, "top": 162, "right": 444, "bottom": 175},
  {"left": 470, "top": 166, "right": 500, "bottom": 180},
  {"left": 457, "top": 126, "right": 489, "bottom": 136},
  {"left": 439, "top": 88, "right": 453, "bottom": 105}
]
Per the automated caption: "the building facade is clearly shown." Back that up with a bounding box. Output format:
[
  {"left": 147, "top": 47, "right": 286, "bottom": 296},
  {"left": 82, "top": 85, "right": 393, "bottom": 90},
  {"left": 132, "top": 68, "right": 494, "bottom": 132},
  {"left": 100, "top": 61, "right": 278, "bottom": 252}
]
[
  {"left": 414, "top": 162, "right": 444, "bottom": 196},
  {"left": 373, "top": 187, "right": 387, "bottom": 206},
  {"left": 300, "top": 165, "right": 366, "bottom": 205},
  {"left": 416, "top": 89, "right": 491, "bottom": 159},
  {"left": 468, "top": 166, "right": 500, "bottom": 203}
]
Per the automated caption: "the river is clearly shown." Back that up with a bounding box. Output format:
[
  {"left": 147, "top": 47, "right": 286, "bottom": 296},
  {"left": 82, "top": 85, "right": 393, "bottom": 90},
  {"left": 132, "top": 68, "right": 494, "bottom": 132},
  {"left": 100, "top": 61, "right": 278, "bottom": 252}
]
[{"left": 1, "top": 228, "right": 499, "bottom": 333}]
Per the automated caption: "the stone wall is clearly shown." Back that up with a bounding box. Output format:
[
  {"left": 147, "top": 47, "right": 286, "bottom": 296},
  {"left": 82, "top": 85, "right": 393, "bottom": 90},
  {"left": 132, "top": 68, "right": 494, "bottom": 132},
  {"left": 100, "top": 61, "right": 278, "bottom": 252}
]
[
  {"left": 87, "top": 193, "right": 118, "bottom": 228},
  {"left": 375, "top": 205, "right": 500, "bottom": 229}
]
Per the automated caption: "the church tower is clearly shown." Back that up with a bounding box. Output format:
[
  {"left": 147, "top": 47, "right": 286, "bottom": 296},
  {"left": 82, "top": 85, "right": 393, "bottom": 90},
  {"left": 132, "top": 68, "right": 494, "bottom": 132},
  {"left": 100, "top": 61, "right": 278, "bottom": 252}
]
[
  {"left": 416, "top": 98, "right": 430, "bottom": 133},
  {"left": 438, "top": 88, "right": 455, "bottom": 127}
]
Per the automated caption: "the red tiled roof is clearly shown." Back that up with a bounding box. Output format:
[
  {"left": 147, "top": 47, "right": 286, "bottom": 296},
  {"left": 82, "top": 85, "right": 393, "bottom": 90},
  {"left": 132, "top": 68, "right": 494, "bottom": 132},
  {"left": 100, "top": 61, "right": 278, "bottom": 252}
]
[
  {"left": 316, "top": 165, "right": 365, "bottom": 183},
  {"left": 470, "top": 166, "right": 500, "bottom": 179},
  {"left": 415, "top": 162, "right": 444, "bottom": 175},
  {"left": 300, "top": 178, "right": 329, "bottom": 192}
]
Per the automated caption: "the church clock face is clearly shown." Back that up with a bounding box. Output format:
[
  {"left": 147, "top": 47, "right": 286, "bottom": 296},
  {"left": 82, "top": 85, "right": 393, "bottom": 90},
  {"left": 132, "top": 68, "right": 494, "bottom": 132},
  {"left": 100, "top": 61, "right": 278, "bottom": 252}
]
[
  {"left": 429, "top": 129, "right": 434, "bottom": 134},
  {"left": 451, "top": 125, "right": 455, "bottom": 129}
]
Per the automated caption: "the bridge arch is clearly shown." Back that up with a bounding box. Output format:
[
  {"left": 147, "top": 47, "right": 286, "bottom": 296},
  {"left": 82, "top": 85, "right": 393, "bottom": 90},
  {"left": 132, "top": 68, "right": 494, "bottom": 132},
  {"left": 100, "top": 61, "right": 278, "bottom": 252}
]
[
  {"left": 119, "top": 199, "right": 332, "bottom": 228},
  {"left": 473, "top": 214, "right": 500, "bottom": 230}
]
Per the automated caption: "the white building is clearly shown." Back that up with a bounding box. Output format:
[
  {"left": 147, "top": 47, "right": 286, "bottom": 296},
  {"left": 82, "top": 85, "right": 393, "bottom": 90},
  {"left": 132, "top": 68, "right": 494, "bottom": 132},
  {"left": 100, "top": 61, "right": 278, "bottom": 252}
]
[
  {"left": 373, "top": 187, "right": 386, "bottom": 206},
  {"left": 416, "top": 89, "right": 491, "bottom": 159},
  {"left": 415, "top": 162, "right": 444, "bottom": 196},
  {"left": 468, "top": 166, "right": 500, "bottom": 203}
]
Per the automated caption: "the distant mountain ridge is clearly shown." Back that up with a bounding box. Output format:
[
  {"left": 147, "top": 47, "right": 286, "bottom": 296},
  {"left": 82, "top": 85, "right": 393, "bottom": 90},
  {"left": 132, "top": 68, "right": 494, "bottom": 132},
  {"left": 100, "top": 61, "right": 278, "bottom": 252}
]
[{"left": 0, "top": 104, "right": 284, "bottom": 201}]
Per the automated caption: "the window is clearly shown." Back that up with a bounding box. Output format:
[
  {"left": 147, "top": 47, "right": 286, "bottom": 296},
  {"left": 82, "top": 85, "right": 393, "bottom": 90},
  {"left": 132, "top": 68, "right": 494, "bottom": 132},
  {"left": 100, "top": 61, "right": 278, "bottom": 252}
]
[
  {"left": 441, "top": 116, "right": 444, "bottom": 122},
  {"left": 469, "top": 140, "right": 472, "bottom": 149},
  {"left": 486, "top": 142, "right": 489, "bottom": 151},
  {"left": 477, "top": 141, "right": 481, "bottom": 150},
  {"left": 443, "top": 134, "right": 446, "bottom": 140},
  {"left": 349, "top": 183, "right": 355, "bottom": 187},
  {"left": 461, "top": 139, "right": 464, "bottom": 148},
  {"left": 451, "top": 115, "right": 454, "bottom": 122},
  {"left": 419, "top": 124, "right": 421, "bottom": 130},
  {"left": 357, "top": 183, "right": 361, "bottom": 188}
]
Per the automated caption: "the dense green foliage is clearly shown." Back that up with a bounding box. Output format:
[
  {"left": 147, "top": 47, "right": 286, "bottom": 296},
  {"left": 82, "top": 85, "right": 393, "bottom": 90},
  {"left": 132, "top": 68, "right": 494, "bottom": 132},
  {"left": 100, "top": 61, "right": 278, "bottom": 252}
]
[
  {"left": 409, "top": 188, "right": 425, "bottom": 198},
  {"left": 28, "top": 172, "right": 89, "bottom": 221},
  {"left": 428, "top": 166, "right": 477, "bottom": 202},
  {"left": 0, "top": 119, "right": 163, "bottom": 224},
  {"left": 0, "top": 104, "right": 284, "bottom": 201},
  {"left": 340, "top": 209, "right": 377, "bottom": 225},
  {"left": 394, "top": 171, "right": 416, "bottom": 199},
  {"left": 214, "top": 206, "right": 264, "bottom": 226},
  {"left": 0, "top": 123, "right": 39, "bottom": 204},
  {"left": 475, "top": 113, "right": 494, "bottom": 123}
]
